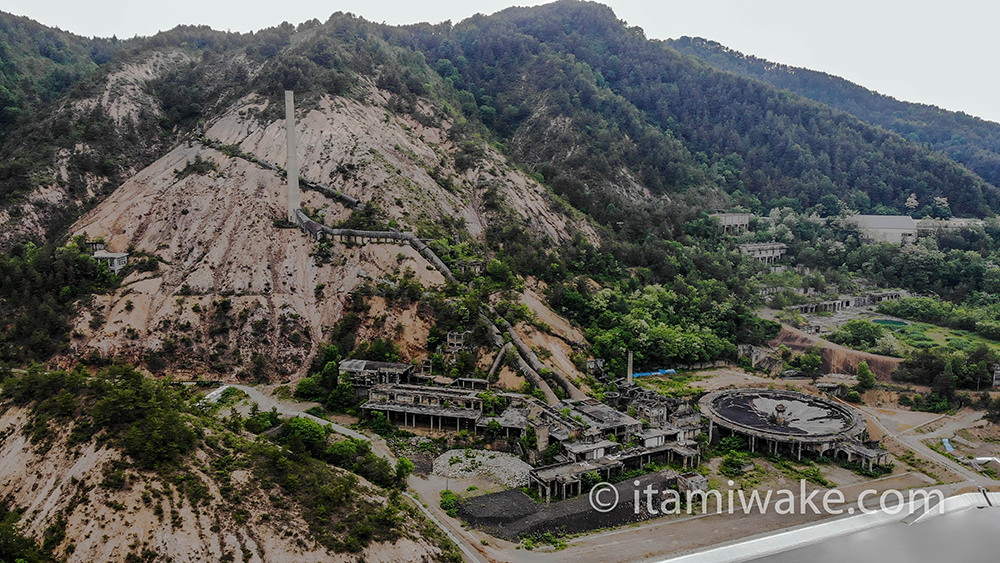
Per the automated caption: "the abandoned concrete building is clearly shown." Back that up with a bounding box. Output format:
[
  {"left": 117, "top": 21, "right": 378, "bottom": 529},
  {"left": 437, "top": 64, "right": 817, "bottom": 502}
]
[
  {"left": 527, "top": 435, "right": 702, "bottom": 502},
  {"left": 786, "top": 290, "right": 902, "bottom": 315},
  {"left": 738, "top": 242, "right": 788, "bottom": 264},
  {"left": 93, "top": 249, "right": 129, "bottom": 274},
  {"left": 339, "top": 359, "right": 415, "bottom": 387},
  {"left": 85, "top": 240, "right": 129, "bottom": 274},
  {"left": 677, "top": 472, "right": 709, "bottom": 496},
  {"left": 847, "top": 215, "right": 918, "bottom": 244},
  {"left": 443, "top": 330, "right": 473, "bottom": 354},
  {"left": 358, "top": 370, "right": 705, "bottom": 503},
  {"left": 563, "top": 398, "right": 642, "bottom": 440},
  {"left": 361, "top": 383, "right": 485, "bottom": 432},
  {"left": 528, "top": 457, "right": 624, "bottom": 502},
  {"left": 700, "top": 388, "right": 890, "bottom": 470},
  {"left": 916, "top": 217, "right": 984, "bottom": 234},
  {"left": 710, "top": 212, "right": 753, "bottom": 234},
  {"left": 452, "top": 377, "right": 490, "bottom": 391}
]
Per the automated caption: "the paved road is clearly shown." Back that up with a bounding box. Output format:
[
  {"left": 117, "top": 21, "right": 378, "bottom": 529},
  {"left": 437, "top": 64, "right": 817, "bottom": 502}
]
[
  {"left": 851, "top": 402, "right": 994, "bottom": 486},
  {"left": 208, "top": 385, "right": 496, "bottom": 560},
  {"left": 210, "top": 384, "right": 397, "bottom": 462}
]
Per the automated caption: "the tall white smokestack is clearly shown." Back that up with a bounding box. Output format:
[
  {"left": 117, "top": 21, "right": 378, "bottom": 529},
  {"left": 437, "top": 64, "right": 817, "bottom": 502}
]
[
  {"left": 627, "top": 350, "right": 633, "bottom": 386},
  {"left": 285, "top": 90, "right": 301, "bottom": 223}
]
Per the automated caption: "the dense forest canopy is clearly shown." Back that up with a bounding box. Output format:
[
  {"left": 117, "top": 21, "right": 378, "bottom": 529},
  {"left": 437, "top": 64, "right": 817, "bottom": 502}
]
[
  {"left": 668, "top": 36, "right": 1000, "bottom": 194},
  {"left": 386, "top": 1, "right": 1000, "bottom": 218}
]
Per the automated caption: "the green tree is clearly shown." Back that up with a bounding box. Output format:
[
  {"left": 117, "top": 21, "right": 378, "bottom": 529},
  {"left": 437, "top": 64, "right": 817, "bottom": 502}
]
[
  {"left": 830, "top": 320, "right": 886, "bottom": 350},
  {"left": 394, "top": 457, "right": 414, "bottom": 485},
  {"left": 856, "top": 361, "right": 876, "bottom": 390},
  {"left": 933, "top": 361, "right": 956, "bottom": 400},
  {"left": 794, "top": 351, "right": 823, "bottom": 380},
  {"left": 284, "top": 416, "right": 328, "bottom": 456}
]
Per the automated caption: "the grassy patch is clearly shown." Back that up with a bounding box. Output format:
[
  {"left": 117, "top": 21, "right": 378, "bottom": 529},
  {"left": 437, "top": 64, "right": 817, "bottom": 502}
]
[{"left": 638, "top": 372, "right": 709, "bottom": 398}]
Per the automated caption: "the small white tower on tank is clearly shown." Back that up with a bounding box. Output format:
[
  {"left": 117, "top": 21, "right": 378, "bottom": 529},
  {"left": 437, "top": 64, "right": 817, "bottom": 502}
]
[{"left": 285, "top": 90, "right": 301, "bottom": 223}]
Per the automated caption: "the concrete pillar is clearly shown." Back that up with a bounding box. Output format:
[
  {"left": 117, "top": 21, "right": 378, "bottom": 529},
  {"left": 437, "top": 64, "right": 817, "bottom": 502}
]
[{"left": 284, "top": 90, "right": 301, "bottom": 223}]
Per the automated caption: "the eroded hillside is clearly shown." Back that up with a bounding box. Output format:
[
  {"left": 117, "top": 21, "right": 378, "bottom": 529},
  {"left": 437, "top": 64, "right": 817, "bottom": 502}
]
[
  {"left": 0, "top": 367, "right": 457, "bottom": 562},
  {"left": 68, "top": 85, "right": 594, "bottom": 377}
]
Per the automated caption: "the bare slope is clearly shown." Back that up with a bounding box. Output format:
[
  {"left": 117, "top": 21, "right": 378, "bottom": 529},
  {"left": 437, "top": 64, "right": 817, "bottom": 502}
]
[
  {"left": 69, "top": 87, "right": 593, "bottom": 377},
  {"left": 0, "top": 49, "right": 191, "bottom": 247},
  {"left": 0, "top": 403, "right": 450, "bottom": 563}
]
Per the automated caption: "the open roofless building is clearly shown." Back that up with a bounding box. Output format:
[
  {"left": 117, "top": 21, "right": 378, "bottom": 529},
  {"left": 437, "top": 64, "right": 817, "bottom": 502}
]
[{"left": 699, "top": 388, "right": 890, "bottom": 470}]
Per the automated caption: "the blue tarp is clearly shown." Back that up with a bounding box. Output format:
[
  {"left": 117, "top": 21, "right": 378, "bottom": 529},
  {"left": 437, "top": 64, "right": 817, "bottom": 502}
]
[
  {"left": 942, "top": 438, "right": 955, "bottom": 453},
  {"left": 632, "top": 368, "right": 678, "bottom": 378}
]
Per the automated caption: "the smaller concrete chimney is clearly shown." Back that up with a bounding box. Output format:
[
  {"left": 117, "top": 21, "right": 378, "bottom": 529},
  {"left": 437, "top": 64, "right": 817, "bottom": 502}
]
[{"left": 535, "top": 424, "right": 549, "bottom": 453}]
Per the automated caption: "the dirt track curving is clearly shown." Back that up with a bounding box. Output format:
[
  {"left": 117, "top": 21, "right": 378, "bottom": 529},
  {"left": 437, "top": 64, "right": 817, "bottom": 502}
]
[{"left": 771, "top": 325, "right": 903, "bottom": 380}]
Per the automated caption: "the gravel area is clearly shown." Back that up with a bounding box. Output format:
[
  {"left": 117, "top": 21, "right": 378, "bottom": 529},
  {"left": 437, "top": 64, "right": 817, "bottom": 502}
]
[{"left": 432, "top": 449, "right": 532, "bottom": 488}]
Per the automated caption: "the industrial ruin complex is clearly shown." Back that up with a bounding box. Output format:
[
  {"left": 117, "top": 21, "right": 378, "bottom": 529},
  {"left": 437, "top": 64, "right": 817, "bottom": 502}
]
[
  {"left": 344, "top": 356, "right": 707, "bottom": 502},
  {"left": 345, "top": 355, "right": 891, "bottom": 502}
]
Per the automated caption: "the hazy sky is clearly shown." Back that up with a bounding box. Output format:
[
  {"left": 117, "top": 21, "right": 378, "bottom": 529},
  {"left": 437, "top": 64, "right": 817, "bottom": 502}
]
[{"left": 6, "top": 0, "right": 999, "bottom": 123}]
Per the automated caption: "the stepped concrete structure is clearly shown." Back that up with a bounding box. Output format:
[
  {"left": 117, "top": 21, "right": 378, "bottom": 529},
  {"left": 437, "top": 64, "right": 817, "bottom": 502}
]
[{"left": 710, "top": 212, "right": 752, "bottom": 234}]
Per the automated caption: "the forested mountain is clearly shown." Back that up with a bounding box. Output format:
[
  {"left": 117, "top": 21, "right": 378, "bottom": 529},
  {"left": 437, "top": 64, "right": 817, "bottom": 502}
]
[
  {"left": 0, "top": 12, "right": 122, "bottom": 138},
  {"left": 668, "top": 35, "right": 1000, "bottom": 197},
  {"left": 388, "top": 0, "right": 1000, "bottom": 222},
  {"left": 4, "top": 0, "right": 1000, "bottom": 249},
  {"left": 3, "top": 0, "right": 1000, "bottom": 373}
]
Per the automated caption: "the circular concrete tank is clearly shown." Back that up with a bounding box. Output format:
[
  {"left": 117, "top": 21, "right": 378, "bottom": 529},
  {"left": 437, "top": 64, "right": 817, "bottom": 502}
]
[{"left": 700, "top": 388, "right": 865, "bottom": 444}]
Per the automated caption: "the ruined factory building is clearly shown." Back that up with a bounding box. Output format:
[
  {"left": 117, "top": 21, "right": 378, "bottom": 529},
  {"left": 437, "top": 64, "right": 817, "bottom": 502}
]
[
  {"left": 709, "top": 212, "right": 753, "bottom": 234},
  {"left": 847, "top": 214, "right": 918, "bottom": 244},
  {"left": 339, "top": 359, "right": 414, "bottom": 387},
  {"left": 699, "top": 388, "right": 889, "bottom": 470},
  {"left": 737, "top": 242, "right": 787, "bottom": 264},
  {"left": 361, "top": 383, "right": 483, "bottom": 432}
]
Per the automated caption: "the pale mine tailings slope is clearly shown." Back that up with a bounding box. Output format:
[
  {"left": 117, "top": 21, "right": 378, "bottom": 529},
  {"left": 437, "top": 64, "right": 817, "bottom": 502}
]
[
  {"left": 0, "top": 406, "right": 445, "bottom": 563},
  {"left": 0, "top": 50, "right": 190, "bottom": 247},
  {"left": 70, "top": 89, "right": 593, "bottom": 376},
  {"left": 205, "top": 91, "right": 596, "bottom": 243},
  {"left": 772, "top": 325, "right": 902, "bottom": 380}
]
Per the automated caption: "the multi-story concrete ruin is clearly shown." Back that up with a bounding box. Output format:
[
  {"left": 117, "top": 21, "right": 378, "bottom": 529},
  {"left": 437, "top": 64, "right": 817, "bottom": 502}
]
[
  {"left": 93, "top": 249, "right": 129, "bottom": 274},
  {"left": 710, "top": 212, "right": 753, "bottom": 234},
  {"left": 738, "top": 242, "right": 788, "bottom": 264},
  {"left": 339, "top": 359, "right": 415, "bottom": 387},
  {"left": 362, "top": 383, "right": 484, "bottom": 432},
  {"left": 785, "top": 290, "right": 902, "bottom": 314}
]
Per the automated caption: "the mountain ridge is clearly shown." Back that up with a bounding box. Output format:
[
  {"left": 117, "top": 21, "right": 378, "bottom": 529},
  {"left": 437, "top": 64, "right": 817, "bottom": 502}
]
[{"left": 667, "top": 35, "right": 1000, "bottom": 193}]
